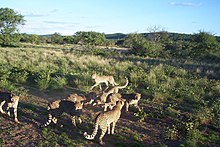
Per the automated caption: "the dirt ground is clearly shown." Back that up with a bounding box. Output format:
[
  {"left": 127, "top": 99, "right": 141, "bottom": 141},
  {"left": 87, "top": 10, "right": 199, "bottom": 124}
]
[{"left": 0, "top": 87, "right": 176, "bottom": 147}]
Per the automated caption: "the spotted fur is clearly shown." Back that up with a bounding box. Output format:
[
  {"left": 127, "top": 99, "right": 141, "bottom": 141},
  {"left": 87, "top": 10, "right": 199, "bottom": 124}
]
[
  {"left": 103, "top": 93, "right": 125, "bottom": 111},
  {"left": 84, "top": 101, "right": 124, "bottom": 145},
  {"left": 0, "top": 91, "right": 20, "bottom": 123},
  {"left": 90, "top": 73, "right": 119, "bottom": 91},
  {"left": 122, "top": 93, "right": 141, "bottom": 111},
  {"left": 103, "top": 93, "right": 141, "bottom": 112},
  {"left": 96, "top": 77, "right": 129, "bottom": 105},
  {"left": 41, "top": 99, "right": 83, "bottom": 127}
]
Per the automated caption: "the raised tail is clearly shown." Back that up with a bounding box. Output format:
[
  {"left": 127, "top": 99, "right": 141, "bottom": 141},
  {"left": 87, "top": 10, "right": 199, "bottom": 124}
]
[
  {"left": 41, "top": 105, "right": 53, "bottom": 127},
  {"left": 113, "top": 80, "right": 119, "bottom": 86},
  {"left": 41, "top": 113, "right": 53, "bottom": 127},
  {"left": 117, "top": 77, "right": 129, "bottom": 89},
  {"left": 84, "top": 123, "right": 99, "bottom": 140}
]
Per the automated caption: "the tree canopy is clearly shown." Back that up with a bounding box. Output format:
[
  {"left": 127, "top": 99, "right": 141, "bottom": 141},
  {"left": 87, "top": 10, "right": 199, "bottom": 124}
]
[
  {"left": 74, "top": 31, "right": 107, "bottom": 46},
  {"left": 0, "top": 8, "right": 25, "bottom": 46}
]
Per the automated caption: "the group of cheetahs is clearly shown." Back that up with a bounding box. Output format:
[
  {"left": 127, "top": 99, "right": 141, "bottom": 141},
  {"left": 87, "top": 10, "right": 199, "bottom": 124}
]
[{"left": 0, "top": 73, "right": 142, "bottom": 145}]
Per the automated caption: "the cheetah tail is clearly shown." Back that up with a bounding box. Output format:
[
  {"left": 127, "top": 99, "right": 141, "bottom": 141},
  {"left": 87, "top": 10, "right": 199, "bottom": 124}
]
[{"left": 84, "top": 123, "right": 98, "bottom": 140}]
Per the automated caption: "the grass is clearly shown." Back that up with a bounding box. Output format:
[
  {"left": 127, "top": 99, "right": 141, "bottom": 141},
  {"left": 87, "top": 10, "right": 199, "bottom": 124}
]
[{"left": 0, "top": 43, "right": 220, "bottom": 146}]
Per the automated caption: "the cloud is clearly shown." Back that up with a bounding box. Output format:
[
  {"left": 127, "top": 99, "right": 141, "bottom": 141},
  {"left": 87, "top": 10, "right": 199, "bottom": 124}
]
[
  {"left": 170, "top": 2, "right": 202, "bottom": 7},
  {"left": 19, "top": 21, "right": 76, "bottom": 35},
  {"left": 19, "top": 9, "right": 59, "bottom": 18},
  {"left": 50, "top": 9, "right": 59, "bottom": 13},
  {"left": 19, "top": 10, "right": 48, "bottom": 17},
  {"left": 43, "top": 21, "right": 79, "bottom": 25},
  {"left": 85, "top": 25, "right": 103, "bottom": 29},
  {"left": 24, "top": 13, "right": 48, "bottom": 17}
]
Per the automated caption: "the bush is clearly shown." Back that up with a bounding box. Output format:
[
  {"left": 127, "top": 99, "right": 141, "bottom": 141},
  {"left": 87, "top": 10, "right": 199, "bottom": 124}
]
[
  {"left": 130, "top": 36, "right": 163, "bottom": 57},
  {"left": 10, "top": 69, "right": 29, "bottom": 84},
  {"left": 211, "top": 100, "right": 220, "bottom": 126},
  {"left": 35, "top": 70, "right": 51, "bottom": 91},
  {"left": 49, "top": 76, "right": 67, "bottom": 90},
  {"left": 191, "top": 31, "right": 220, "bottom": 61},
  {"left": 90, "top": 48, "right": 119, "bottom": 57},
  {"left": 163, "top": 125, "right": 178, "bottom": 140},
  {"left": 0, "top": 64, "right": 11, "bottom": 80},
  {"left": 134, "top": 108, "right": 147, "bottom": 122},
  {"left": 75, "top": 31, "right": 107, "bottom": 46},
  {"left": 185, "top": 129, "right": 204, "bottom": 147}
]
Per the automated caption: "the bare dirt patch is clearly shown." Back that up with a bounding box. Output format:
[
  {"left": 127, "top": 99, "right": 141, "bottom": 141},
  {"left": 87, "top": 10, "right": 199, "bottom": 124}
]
[{"left": 0, "top": 88, "right": 173, "bottom": 146}]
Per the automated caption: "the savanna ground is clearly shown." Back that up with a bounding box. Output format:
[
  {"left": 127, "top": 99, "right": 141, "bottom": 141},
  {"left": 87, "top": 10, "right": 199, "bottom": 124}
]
[
  {"left": 0, "top": 87, "right": 163, "bottom": 147},
  {"left": 0, "top": 43, "right": 219, "bottom": 147}
]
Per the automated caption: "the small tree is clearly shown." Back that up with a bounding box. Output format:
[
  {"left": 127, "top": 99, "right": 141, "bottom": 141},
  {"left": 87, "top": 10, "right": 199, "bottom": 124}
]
[
  {"left": 51, "top": 32, "right": 63, "bottom": 44},
  {"left": 0, "top": 8, "right": 25, "bottom": 46},
  {"left": 191, "top": 31, "right": 220, "bottom": 60},
  {"left": 20, "top": 33, "right": 40, "bottom": 44},
  {"left": 147, "top": 25, "right": 166, "bottom": 42},
  {"left": 74, "top": 31, "right": 107, "bottom": 46},
  {"left": 63, "top": 36, "right": 75, "bottom": 44},
  {"left": 124, "top": 33, "right": 163, "bottom": 57}
]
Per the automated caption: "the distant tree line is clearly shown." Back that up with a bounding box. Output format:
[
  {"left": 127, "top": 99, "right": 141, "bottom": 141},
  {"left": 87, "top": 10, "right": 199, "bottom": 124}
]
[
  {"left": 121, "top": 31, "right": 220, "bottom": 62},
  {"left": 1, "top": 7, "right": 220, "bottom": 62},
  {"left": 20, "top": 31, "right": 114, "bottom": 46}
]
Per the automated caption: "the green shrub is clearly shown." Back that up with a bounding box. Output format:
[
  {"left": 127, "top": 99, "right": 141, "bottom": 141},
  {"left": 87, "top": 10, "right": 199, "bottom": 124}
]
[
  {"left": 134, "top": 108, "right": 147, "bottom": 122},
  {"left": 124, "top": 33, "right": 163, "bottom": 57},
  {"left": 0, "top": 138, "right": 4, "bottom": 145},
  {"left": 0, "top": 78, "right": 15, "bottom": 91},
  {"left": 163, "top": 125, "right": 178, "bottom": 140},
  {"left": 133, "top": 133, "right": 141, "bottom": 141},
  {"left": 0, "top": 78, "right": 27, "bottom": 95},
  {"left": 10, "top": 69, "right": 29, "bottom": 84},
  {"left": 35, "top": 70, "right": 51, "bottom": 91},
  {"left": 0, "top": 64, "right": 11, "bottom": 80},
  {"left": 90, "top": 48, "right": 119, "bottom": 57},
  {"left": 185, "top": 129, "right": 204, "bottom": 147},
  {"left": 49, "top": 76, "right": 67, "bottom": 90},
  {"left": 212, "top": 100, "right": 220, "bottom": 126}
]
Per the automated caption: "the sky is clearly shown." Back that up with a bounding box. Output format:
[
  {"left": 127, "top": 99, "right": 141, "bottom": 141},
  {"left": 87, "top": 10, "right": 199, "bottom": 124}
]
[{"left": 0, "top": 0, "right": 220, "bottom": 35}]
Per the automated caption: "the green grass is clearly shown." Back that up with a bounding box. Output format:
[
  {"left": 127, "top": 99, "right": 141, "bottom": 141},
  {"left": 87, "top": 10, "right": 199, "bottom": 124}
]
[{"left": 0, "top": 43, "right": 219, "bottom": 146}]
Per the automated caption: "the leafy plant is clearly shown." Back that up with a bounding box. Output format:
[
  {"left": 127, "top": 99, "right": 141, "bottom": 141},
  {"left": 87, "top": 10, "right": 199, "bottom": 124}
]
[
  {"left": 164, "top": 125, "right": 178, "bottom": 140},
  {"left": 134, "top": 108, "right": 147, "bottom": 122},
  {"left": 0, "top": 64, "right": 11, "bottom": 80},
  {"left": 0, "top": 138, "right": 4, "bottom": 146},
  {"left": 10, "top": 69, "right": 29, "bottom": 84},
  {"left": 49, "top": 76, "right": 67, "bottom": 90},
  {"left": 211, "top": 99, "right": 220, "bottom": 126},
  {"left": 35, "top": 70, "right": 51, "bottom": 91},
  {"left": 184, "top": 129, "right": 204, "bottom": 147},
  {"left": 0, "top": 8, "right": 25, "bottom": 46}
]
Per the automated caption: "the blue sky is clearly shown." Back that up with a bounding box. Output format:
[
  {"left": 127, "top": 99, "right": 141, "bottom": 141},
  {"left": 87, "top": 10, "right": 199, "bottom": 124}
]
[{"left": 1, "top": 0, "right": 220, "bottom": 35}]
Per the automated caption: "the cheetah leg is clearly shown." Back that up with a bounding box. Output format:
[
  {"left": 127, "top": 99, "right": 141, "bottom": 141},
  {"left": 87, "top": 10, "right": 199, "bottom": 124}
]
[
  {"left": 0, "top": 101, "right": 6, "bottom": 114},
  {"left": 99, "top": 127, "right": 107, "bottom": 145},
  {"left": 90, "top": 83, "right": 100, "bottom": 90},
  {"left": 78, "top": 117, "right": 82, "bottom": 124},
  {"left": 13, "top": 108, "right": 20, "bottom": 123},
  {"left": 71, "top": 116, "right": 76, "bottom": 127},
  {"left": 107, "top": 123, "right": 111, "bottom": 134},
  {"left": 104, "top": 81, "right": 109, "bottom": 91},
  {"left": 52, "top": 117, "right": 58, "bottom": 124},
  {"left": 126, "top": 102, "right": 129, "bottom": 111},
  {"left": 135, "top": 104, "right": 141, "bottom": 111},
  {"left": 112, "top": 122, "right": 117, "bottom": 134}
]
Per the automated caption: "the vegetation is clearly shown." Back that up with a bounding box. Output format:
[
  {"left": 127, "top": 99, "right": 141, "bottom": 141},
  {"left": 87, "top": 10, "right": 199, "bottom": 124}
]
[
  {"left": 0, "top": 8, "right": 25, "bottom": 46},
  {"left": 16, "top": 31, "right": 220, "bottom": 64},
  {"left": 0, "top": 7, "right": 219, "bottom": 147},
  {"left": 0, "top": 42, "right": 219, "bottom": 146}
]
